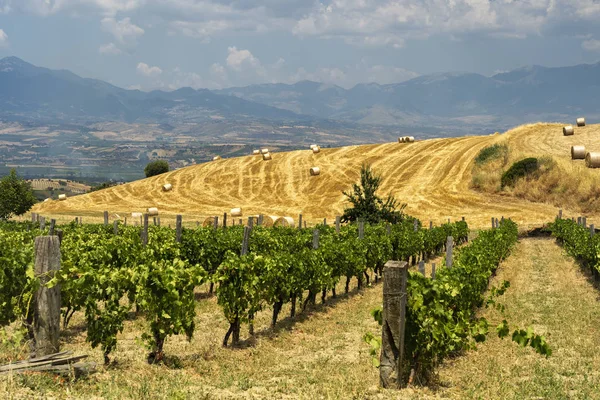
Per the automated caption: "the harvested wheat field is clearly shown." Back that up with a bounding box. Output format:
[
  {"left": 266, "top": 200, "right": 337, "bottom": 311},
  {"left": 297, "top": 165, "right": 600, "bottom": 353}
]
[{"left": 32, "top": 122, "right": 600, "bottom": 228}]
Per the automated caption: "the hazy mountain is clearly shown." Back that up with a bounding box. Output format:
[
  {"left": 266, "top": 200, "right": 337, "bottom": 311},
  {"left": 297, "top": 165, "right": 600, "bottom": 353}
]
[
  {"left": 218, "top": 63, "right": 600, "bottom": 126},
  {"left": 0, "top": 56, "right": 305, "bottom": 124},
  {"left": 1, "top": 56, "right": 599, "bottom": 131}
]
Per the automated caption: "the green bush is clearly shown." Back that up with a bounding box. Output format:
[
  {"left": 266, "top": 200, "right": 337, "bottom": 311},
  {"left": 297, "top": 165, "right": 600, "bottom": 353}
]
[
  {"left": 475, "top": 143, "right": 508, "bottom": 165},
  {"left": 144, "top": 160, "right": 169, "bottom": 178},
  {"left": 501, "top": 157, "right": 538, "bottom": 188}
]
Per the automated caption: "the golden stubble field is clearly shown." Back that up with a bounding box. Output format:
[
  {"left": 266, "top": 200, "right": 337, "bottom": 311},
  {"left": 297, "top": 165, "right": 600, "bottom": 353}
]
[{"left": 32, "top": 122, "right": 600, "bottom": 229}]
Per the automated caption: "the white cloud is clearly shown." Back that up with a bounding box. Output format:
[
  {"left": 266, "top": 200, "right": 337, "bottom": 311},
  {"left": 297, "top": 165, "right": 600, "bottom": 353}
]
[
  {"left": 582, "top": 38, "right": 600, "bottom": 52},
  {"left": 226, "top": 46, "right": 262, "bottom": 71},
  {"left": 137, "top": 62, "right": 162, "bottom": 77},
  {"left": 0, "top": 28, "right": 8, "bottom": 48},
  {"left": 98, "top": 42, "right": 122, "bottom": 55},
  {"left": 0, "top": 0, "right": 143, "bottom": 17},
  {"left": 101, "top": 17, "right": 144, "bottom": 44}
]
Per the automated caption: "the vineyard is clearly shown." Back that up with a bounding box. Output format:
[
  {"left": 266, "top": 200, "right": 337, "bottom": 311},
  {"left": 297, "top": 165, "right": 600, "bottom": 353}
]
[{"left": 1, "top": 217, "right": 469, "bottom": 364}]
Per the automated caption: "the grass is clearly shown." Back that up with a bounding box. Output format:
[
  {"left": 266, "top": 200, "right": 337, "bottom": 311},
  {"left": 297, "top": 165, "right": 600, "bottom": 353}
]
[{"left": 2, "top": 237, "right": 600, "bottom": 399}]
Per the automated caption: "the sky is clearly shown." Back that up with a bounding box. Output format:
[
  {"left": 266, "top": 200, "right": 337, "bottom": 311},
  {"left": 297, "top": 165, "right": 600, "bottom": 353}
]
[{"left": 0, "top": 0, "right": 599, "bottom": 91}]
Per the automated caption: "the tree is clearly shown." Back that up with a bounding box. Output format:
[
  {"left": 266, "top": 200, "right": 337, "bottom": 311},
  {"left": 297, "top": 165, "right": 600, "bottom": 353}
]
[
  {"left": 144, "top": 160, "right": 169, "bottom": 178},
  {"left": 341, "top": 164, "right": 405, "bottom": 224},
  {"left": 0, "top": 169, "right": 37, "bottom": 220}
]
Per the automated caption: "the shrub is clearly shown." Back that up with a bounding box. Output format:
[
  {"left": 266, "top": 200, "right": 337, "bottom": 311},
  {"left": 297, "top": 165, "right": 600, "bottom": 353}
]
[
  {"left": 475, "top": 143, "right": 508, "bottom": 165},
  {"left": 501, "top": 157, "right": 539, "bottom": 188},
  {"left": 144, "top": 160, "right": 169, "bottom": 178},
  {"left": 0, "top": 169, "right": 37, "bottom": 220}
]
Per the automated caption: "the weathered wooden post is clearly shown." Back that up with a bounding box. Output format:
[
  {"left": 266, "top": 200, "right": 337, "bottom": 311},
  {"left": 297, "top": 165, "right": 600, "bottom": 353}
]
[
  {"left": 223, "top": 212, "right": 227, "bottom": 228},
  {"left": 386, "top": 223, "right": 392, "bottom": 236},
  {"left": 335, "top": 216, "right": 341, "bottom": 234},
  {"left": 239, "top": 218, "right": 242, "bottom": 226},
  {"left": 104, "top": 211, "right": 109, "bottom": 226},
  {"left": 31, "top": 213, "right": 36, "bottom": 223},
  {"left": 247, "top": 216, "right": 254, "bottom": 229},
  {"left": 176, "top": 215, "right": 183, "bottom": 243},
  {"left": 258, "top": 214, "right": 264, "bottom": 226},
  {"left": 312, "top": 229, "right": 320, "bottom": 250},
  {"left": 491, "top": 217, "right": 495, "bottom": 229},
  {"left": 49, "top": 219, "right": 56, "bottom": 236},
  {"left": 558, "top": 209, "right": 563, "bottom": 219},
  {"left": 323, "top": 218, "right": 327, "bottom": 226},
  {"left": 429, "top": 220, "right": 433, "bottom": 230},
  {"left": 413, "top": 220, "right": 418, "bottom": 232},
  {"left": 142, "top": 214, "right": 149, "bottom": 246},
  {"left": 358, "top": 219, "right": 365, "bottom": 239},
  {"left": 40, "top": 216, "right": 46, "bottom": 231},
  {"left": 380, "top": 260, "right": 408, "bottom": 389},
  {"left": 124, "top": 217, "right": 127, "bottom": 226},
  {"left": 583, "top": 217, "right": 587, "bottom": 228},
  {"left": 446, "top": 236, "right": 453, "bottom": 268},
  {"left": 113, "top": 220, "right": 119, "bottom": 235},
  {"left": 213, "top": 216, "right": 219, "bottom": 230},
  {"left": 298, "top": 213, "right": 303, "bottom": 229},
  {"left": 431, "top": 263, "right": 436, "bottom": 280},
  {"left": 157, "top": 217, "right": 161, "bottom": 227},
  {"left": 241, "top": 226, "right": 251, "bottom": 256},
  {"left": 418, "top": 260, "right": 425, "bottom": 275},
  {"left": 590, "top": 224, "right": 595, "bottom": 238},
  {"left": 79, "top": 216, "right": 83, "bottom": 225},
  {"left": 304, "top": 221, "right": 307, "bottom": 228},
  {"left": 578, "top": 216, "right": 582, "bottom": 226},
  {"left": 32, "top": 236, "right": 61, "bottom": 357},
  {"left": 462, "top": 216, "right": 465, "bottom": 222}
]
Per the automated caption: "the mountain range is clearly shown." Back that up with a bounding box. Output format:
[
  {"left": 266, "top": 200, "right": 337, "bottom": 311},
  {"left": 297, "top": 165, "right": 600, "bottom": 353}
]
[{"left": 1, "top": 56, "right": 599, "bottom": 130}]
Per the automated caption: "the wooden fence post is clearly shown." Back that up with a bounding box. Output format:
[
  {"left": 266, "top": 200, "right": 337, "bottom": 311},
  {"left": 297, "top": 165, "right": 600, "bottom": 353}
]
[
  {"left": 413, "top": 220, "right": 418, "bottom": 232},
  {"left": 298, "top": 213, "right": 303, "bottom": 229},
  {"left": 104, "top": 211, "right": 109, "bottom": 226},
  {"left": 142, "top": 214, "right": 149, "bottom": 246},
  {"left": 223, "top": 212, "right": 227, "bottom": 228},
  {"left": 247, "top": 216, "right": 254, "bottom": 229},
  {"left": 40, "top": 217, "right": 46, "bottom": 231},
  {"left": 583, "top": 217, "right": 587, "bottom": 228},
  {"left": 49, "top": 219, "right": 56, "bottom": 236},
  {"left": 446, "top": 236, "right": 453, "bottom": 268},
  {"left": 418, "top": 260, "right": 425, "bottom": 275},
  {"left": 491, "top": 217, "right": 495, "bottom": 229},
  {"left": 31, "top": 213, "right": 36, "bottom": 223},
  {"left": 578, "top": 216, "right": 582, "bottom": 226},
  {"left": 157, "top": 217, "right": 160, "bottom": 227},
  {"left": 558, "top": 209, "right": 563, "bottom": 219},
  {"left": 335, "top": 216, "right": 341, "bottom": 234},
  {"left": 113, "top": 220, "right": 119, "bottom": 235},
  {"left": 429, "top": 221, "right": 433, "bottom": 230},
  {"left": 239, "top": 218, "right": 242, "bottom": 226},
  {"left": 124, "top": 217, "right": 127, "bottom": 226},
  {"left": 176, "top": 215, "right": 183, "bottom": 243},
  {"left": 312, "top": 229, "right": 320, "bottom": 249},
  {"left": 323, "top": 218, "right": 327, "bottom": 226},
  {"left": 241, "top": 226, "right": 251, "bottom": 255},
  {"left": 32, "top": 236, "right": 61, "bottom": 357},
  {"left": 380, "top": 260, "right": 408, "bottom": 389},
  {"left": 590, "top": 224, "right": 595, "bottom": 238},
  {"left": 431, "top": 263, "right": 436, "bottom": 280},
  {"left": 358, "top": 220, "right": 365, "bottom": 239},
  {"left": 213, "top": 216, "right": 219, "bottom": 230},
  {"left": 386, "top": 223, "right": 392, "bottom": 236}
]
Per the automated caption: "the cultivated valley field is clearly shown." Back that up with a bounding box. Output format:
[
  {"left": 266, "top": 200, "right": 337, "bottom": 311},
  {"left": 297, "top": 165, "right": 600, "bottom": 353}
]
[
  {"left": 31, "top": 122, "right": 600, "bottom": 228},
  {"left": 3, "top": 121, "right": 600, "bottom": 399}
]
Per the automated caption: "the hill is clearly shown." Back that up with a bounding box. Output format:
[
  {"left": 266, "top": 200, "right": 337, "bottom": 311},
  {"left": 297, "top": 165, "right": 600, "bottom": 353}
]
[{"left": 31, "top": 122, "right": 600, "bottom": 228}]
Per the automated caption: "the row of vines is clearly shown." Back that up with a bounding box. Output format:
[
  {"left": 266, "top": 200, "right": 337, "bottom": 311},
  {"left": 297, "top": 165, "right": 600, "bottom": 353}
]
[
  {"left": 0, "top": 218, "right": 467, "bottom": 364},
  {"left": 550, "top": 217, "right": 600, "bottom": 280}
]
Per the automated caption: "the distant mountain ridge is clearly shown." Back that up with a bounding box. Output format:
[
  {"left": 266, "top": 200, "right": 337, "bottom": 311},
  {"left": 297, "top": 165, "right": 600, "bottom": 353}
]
[{"left": 1, "top": 56, "right": 599, "bottom": 129}]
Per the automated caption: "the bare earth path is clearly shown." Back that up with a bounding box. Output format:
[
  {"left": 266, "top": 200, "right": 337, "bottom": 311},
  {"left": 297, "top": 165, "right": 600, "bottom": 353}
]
[{"left": 432, "top": 238, "right": 600, "bottom": 399}]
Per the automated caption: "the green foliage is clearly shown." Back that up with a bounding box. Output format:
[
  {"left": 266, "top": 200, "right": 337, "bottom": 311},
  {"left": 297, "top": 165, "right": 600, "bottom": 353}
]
[
  {"left": 501, "top": 157, "right": 539, "bottom": 188},
  {"left": 144, "top": 160, "right": 169, "bottom": 178},
  {"left": 550, "top": 217, "right": 600, "bottom": 279},
  {"left": 90, "top": 181, "right": 118, "bottom": 192},
  {"left": 0, "top": 169, "right": 37, "bottom": 219},
  {"left": 475, "top": 143, "right": 508, "bottom": 165},
  {"left": 341, "top": 164, "right": 406, "bottom": 224}
]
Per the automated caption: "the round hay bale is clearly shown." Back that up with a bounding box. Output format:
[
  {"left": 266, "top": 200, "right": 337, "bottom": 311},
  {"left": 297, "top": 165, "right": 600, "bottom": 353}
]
[
  {"left": 58, "top": 194, "right": 67, "bottom": 201},
  {"left": 43, "top": 198, "right": 50, "bottom": 202},
  {"left": 203, "top": 216, "right": 216, "bottom": 227},
  {"left": 577, "top": 117, "right": 586, "bottom": 127},
  {"left": 162, "top": 183, "right": 173, "bottom": 192},
  {"left": 262, "top": 152, "right": 272, "bottom": 161},
  {"left": 586, "top": 152, "right": 600, "bottom": 168},
  {"left": 571, "top": 145, "right": 586, "bottom": 160},
  {"left": 312, "top": 146, "right": 320, "bottom": 154},
  {"left": 213, "top": 155, "right": 221, "bottom": 161},
  {"left": 310, "top": 144, "right": 318, "bottom": 149},
  {"left": 132, "top": 212, "right": 143, "bottom": 218},
  {"left": 563, "top": 125, "right": 574, "bottom": 136},
  {"left": 264, "top": 215, "right": 282, "bottom": 227},
  {"left": 398, "top": 137, "right": 405, "bottom": 143},
  {"left": 253, "top": 149, "right": 260, "bottom": 155},
  {"left": 406, "top": 136, "right": 415, "bottom": 143},
  {"left": 147, "top": 207, "right": 159, "bottom": 216},
  {"left": 260, "top": 148, "right": 269, "bottom": 154},
  {"left": 273, "top": 216, "right": 295, "bottom": 227},
  {"left": 230, "top": 207, "right": 242, "bottom": 217},
  {"left": 310, "top": 167, "right": 320, "bottom": 176}
]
